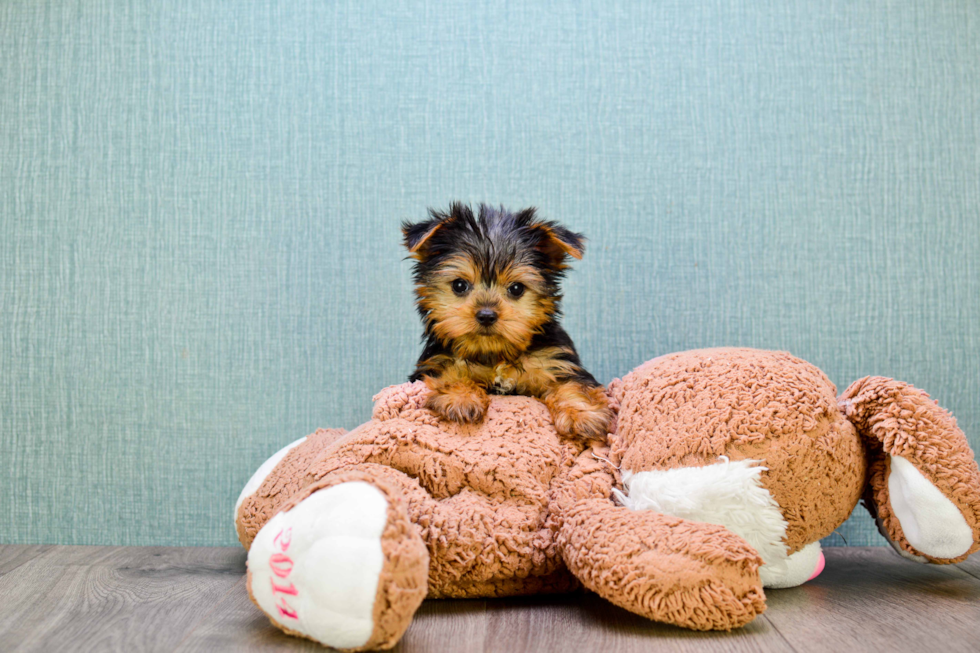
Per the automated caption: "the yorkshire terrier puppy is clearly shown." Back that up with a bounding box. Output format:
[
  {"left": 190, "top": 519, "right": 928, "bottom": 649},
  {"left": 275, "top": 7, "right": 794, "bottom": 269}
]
[{"left": 402, "top": 203, "right": 613, "bottom": 442}]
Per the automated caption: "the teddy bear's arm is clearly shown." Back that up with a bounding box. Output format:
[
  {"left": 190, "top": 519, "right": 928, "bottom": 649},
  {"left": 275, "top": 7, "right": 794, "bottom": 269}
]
[{"left": 552, "top": 449, "right": 767, "bottom": 631}]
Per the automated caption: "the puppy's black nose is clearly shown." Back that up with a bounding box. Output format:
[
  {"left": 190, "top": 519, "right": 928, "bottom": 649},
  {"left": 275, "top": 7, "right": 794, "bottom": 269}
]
[{"left": 476, "top": 308, "right": 498, "bottom": 326}]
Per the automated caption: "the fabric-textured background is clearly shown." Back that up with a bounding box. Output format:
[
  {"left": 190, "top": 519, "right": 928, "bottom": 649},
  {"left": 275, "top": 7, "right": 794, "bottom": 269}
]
[{"left": 2, "top": 1, "right": 978, "bottom": 547}]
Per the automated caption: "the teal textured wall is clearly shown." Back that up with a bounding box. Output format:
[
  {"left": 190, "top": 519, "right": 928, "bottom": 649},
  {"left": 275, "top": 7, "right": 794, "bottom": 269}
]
[{"left": 2, "top": 1, "right": 978, "bottom": 547}]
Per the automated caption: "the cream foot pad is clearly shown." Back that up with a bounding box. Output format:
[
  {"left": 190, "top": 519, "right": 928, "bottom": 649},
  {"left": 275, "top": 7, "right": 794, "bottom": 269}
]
[{"left": 247, "top": 482, "right": 388, "bottom": 650}]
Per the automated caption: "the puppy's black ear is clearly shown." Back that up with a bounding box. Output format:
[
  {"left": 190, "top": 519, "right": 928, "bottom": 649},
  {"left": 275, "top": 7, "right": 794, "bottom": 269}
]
[
  {"left": 402, "top": 203, "right": 470, "bottom": 257},
  {"left": 401, "top": 217, "right": 445, "bottom": 255},
  {"left": 519, "top": 208, "right": 585, "bottom": 265},
  {"left": 543, "top": 224, "right": 585, "bottom": 260}
]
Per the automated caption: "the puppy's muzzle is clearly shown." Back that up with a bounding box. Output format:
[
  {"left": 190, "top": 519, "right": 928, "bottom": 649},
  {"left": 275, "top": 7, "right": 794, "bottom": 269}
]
[{"left": 475, "top": 308, "right": 498, "bottom": 326}]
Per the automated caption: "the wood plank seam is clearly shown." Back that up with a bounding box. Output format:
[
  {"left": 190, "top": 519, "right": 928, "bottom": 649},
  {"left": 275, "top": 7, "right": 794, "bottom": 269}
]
[
  {"left": 760, "top": 612, "right": 799, "bottom": 652},
  {"left": 0, "top": 547, "right": 50, "bottom": 578},
  {"left": 0, "top": 563, "right": 27, "bottom": 577},
  {"left": 955, "top": 565, "right": 980, "bottom": 582}
]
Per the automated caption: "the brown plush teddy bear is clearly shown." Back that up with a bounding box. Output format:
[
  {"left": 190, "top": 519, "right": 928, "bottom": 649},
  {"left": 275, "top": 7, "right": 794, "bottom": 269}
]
[{"left": 234, "top": 348, "right": 980, "bottom": 651}]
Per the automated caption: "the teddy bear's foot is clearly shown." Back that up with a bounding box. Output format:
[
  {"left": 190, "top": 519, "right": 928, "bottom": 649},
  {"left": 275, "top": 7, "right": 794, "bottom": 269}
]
[
  {"left": 840, "top": 377, "right": 980, "bottom": 563},
  {"left": 235, "top": 436, "right": 308, "bottom": 526},
  {"left": 872, "top": 454, "right": 974, "bottom": 562},
  {"left": 247, "top": 476, "right": 428, "bottom": 652},
  {"left": 760, "top": 542, "right": 825, "bottom": 588},
  {"left": 235, "top": 428, "right": 351, "bottom": 549}
]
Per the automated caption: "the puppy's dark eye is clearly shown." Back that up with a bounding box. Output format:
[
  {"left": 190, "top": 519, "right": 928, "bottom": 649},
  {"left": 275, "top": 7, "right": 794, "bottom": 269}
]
[
  {"left": 451, "top": 279, "right": 470, "bottom": 296},
  {"left": 507, "top": 282, "right": 526, "bottom": 298}
]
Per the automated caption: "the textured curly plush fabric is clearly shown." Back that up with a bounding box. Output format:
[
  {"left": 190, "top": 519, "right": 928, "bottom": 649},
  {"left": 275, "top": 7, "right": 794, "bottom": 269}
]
[
  {"left": 240, "top": 381, "right": 581, "bottom": 598},
  {"left": 237, "top": 378, "right": 773, "bottom": 638},
  {"left": 245, "top": 469, "right": 429, "bottom": 651},
  {"left": 550, "top": 447, "right": 767, "bottom": 629},
  {"left": 235, "top": 428, "right": 348, "bottom": 548},
  {"left": 839, "top": 376, "right": 980, "bottom": 563},
  {"left": 235, "top": 348, "right": 980, "bottom": 649},
  {"left": 607, "top": 348, "right": 867, "bottom": 552}
]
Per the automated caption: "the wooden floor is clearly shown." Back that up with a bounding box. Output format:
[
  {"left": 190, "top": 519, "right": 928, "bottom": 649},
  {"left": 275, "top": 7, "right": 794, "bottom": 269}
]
[{"left": 0, "top": 546, "right": 978, "bottom": 652}]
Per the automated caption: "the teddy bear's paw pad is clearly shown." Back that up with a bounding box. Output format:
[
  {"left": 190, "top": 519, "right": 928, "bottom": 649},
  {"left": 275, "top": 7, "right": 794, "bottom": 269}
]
[
  {"left": 247, "top": 482, "right": 388, "bottom": 649},
  {"left": 235, "top": 437, "right": 308, "bottom": 525},
  {"left": 875, "top": 515, "right": 928, "bottom": 563},
  {"left": 761, "top": 541, "right": 824, "bottom": 589},
  {"left": 887, "top": 454, "right": 974, "bottom": 560}
]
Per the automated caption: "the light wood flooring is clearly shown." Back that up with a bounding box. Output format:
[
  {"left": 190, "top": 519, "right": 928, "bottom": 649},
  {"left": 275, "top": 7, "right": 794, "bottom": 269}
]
[{"left": 0, "top": 545, "right": 978, "bottom": 652}]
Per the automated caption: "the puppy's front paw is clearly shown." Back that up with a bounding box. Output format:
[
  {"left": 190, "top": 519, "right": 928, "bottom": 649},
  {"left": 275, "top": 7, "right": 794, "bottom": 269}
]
[
  {"left": 546, "top": 383, "right": 614, "bottom": 442},
  {"left": 426, "top": 381, "right": 490, "bottom": 423}
]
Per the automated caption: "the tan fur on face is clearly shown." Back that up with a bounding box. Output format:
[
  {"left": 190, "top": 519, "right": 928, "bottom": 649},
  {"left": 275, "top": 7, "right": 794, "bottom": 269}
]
[{"left": 416, "top": 256, "right": 556, "bottom": 360}]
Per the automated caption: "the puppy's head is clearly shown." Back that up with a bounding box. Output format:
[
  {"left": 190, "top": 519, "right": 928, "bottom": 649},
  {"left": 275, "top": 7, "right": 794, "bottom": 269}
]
[{"left": 403, "top": 203, "right": 585, "bottom": 360}]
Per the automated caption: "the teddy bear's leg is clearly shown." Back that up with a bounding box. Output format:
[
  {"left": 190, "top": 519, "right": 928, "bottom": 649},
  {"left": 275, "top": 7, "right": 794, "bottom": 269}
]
[
  {"left": 235, "top": 428, "right": 350, "bottom": 548},
  {"left": 246, "top": 468, "right": 429, "bottom": 652},
  {"left": 840, "top": 377, "right": 980, "bottom": 563},
  {"left": 324, "top": 464, "right": 577, "bottom": 598},
  {"left": 235, "top": 437, "right": 307, "bottom": 523},
  {"left": 554, "top": 450, "right": 767, "bottom": 630}
]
